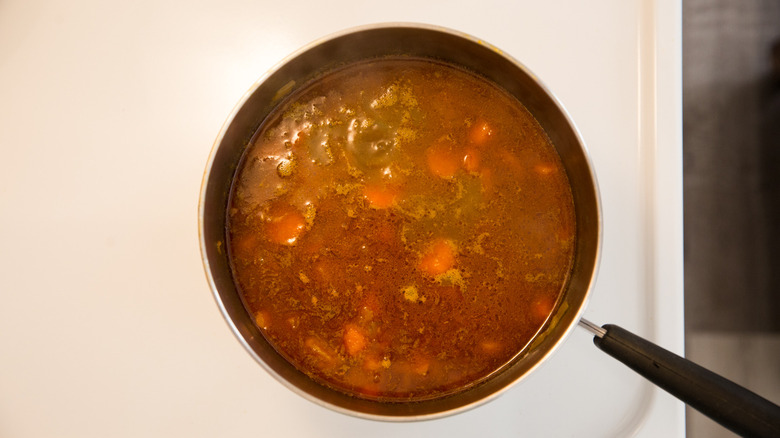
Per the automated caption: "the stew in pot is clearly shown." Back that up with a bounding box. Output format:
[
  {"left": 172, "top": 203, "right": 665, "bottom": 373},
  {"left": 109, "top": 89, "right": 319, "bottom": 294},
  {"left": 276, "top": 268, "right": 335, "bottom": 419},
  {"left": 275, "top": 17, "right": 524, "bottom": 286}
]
[{"left": 227, "top": 58, "right": 576, "bottom": 401}]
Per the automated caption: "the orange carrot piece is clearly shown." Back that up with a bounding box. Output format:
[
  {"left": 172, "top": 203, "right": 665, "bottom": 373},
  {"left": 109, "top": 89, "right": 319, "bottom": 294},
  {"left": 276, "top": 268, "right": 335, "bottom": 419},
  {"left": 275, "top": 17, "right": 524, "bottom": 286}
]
[
  {"left": 254, "top": 310, "right": 271, "bottom": 330},
  {"left": 357, "top": 383, "right": 380, "bottom": 398},
  {"left": 363, "top": 354, "right": 383, "bottom": 371},
  {"left": 305, "top": 336, "right": 337, "bottom": 366},
  {"left": 534, "top": 163, "right": 556, "bottom": 175},
  {"left": 342, "top": 367, "right": 381, "bottom": 397},
  {"left": 479, "top": 340, "right": 502, "bottom": 354},
  {"left": 426, "top": 144, "right": 460, "bottom": 179},
  {"left": 462, "top": 148, "right": 481, "bottom": 173},
  {"left": 363, "top": 183, "right": 400, "bottom": 209},
  {"left": 532, "top": 296, "right": 556, "bottom": 323},
  {"left": 344, "top": 324, "right": 368, "bottom": 356},
  {"left": 419, "top": 238, "right": 456, "bottom": 276},
  {"left": 468, "top": 119, "right": 493, "bottom": 145},
  {"left": 266, "top": 207, "right": 306, "bottom": 245},
  {"left": 411, "top": 355, "right": 431, "bottom": 376}
]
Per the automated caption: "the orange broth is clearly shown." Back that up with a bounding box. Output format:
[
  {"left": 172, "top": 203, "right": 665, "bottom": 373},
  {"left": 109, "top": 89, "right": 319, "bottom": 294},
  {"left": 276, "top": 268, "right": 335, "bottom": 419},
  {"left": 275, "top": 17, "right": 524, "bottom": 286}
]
[{"left": 227, "top": 58, "right": 576, "bottom": 400}]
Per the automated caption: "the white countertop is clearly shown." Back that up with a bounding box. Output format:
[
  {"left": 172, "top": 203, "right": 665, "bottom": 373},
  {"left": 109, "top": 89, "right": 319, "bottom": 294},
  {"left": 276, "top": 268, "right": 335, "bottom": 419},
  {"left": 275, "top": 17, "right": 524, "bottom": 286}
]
[{"left": 0, "top": 1, "right": 684, "bottom": 436}]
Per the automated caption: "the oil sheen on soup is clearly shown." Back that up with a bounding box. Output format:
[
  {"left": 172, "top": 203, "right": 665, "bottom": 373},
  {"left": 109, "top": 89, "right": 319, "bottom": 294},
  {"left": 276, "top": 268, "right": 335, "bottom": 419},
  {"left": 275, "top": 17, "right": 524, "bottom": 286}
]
[{"left": 227, "top": 58, "right": 576, "bottom": 401}]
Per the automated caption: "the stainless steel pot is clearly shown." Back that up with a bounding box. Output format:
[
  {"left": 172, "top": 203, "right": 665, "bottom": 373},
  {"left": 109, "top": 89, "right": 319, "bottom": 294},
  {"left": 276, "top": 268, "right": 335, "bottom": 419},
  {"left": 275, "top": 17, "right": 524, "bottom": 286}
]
[
  {"left": 199, "top": 23, "right": 601, "bottom": 420},
  {"left": 198, "top": 24, "right": 780, "bottom": 435}
]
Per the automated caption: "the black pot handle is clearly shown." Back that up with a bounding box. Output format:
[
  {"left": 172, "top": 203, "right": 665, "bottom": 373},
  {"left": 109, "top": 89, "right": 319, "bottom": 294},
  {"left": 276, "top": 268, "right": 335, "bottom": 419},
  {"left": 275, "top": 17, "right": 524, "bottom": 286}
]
[{"left": 585, "top": 321, "right": 780, "bottom": 438}]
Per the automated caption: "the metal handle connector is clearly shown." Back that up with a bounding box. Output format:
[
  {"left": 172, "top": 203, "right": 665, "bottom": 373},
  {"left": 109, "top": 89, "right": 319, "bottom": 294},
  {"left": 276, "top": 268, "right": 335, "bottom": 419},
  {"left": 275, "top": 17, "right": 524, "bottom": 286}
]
[{"left": 579, "top": 318, "right": 607, "bottom": 338}]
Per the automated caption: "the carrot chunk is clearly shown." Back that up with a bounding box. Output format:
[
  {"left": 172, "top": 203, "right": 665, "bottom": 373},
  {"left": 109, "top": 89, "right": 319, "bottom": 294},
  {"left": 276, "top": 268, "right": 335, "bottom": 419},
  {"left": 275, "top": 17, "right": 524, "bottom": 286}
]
[
  {"left": 305, "top": 336, "right": 337, "bottom": 366},
  {"left": 426, "top": 144, "right": 459, "bottom": 178},
  {"left": 462, "top": 148, "right": 481, "bottom": 173},
  {"left": 266, "top": 207, "right": 306, "bottom": 245},
  {"left": 532, "top": 296, "right": 556, "bottom": 323},
  {"left": 419, "top": 238, "right": 456, "bottom": 276},
  {"left": 344, "top": 324, "right": 368, "bottom": 356},
  {"left": 534, "top": 163, "right": 555, "bottom": 175},
  {"left": 362, "top": 353, "right": 383, "bottom": 371},
  {"left": 479, "top": 340, "right": 502, "bottom": 354},
  {"left": 254, "top": 310, "right": 271, "bottom": 330},
  {"left": 363, "top": 183, "right": 400, "bottom": 209},
  {"left": 342, "top": 367, "right": 381, "bottom": 397},
  {"left": 411, "top": 355, "right": 431, "bottom": 376},
  {"left": 468, "top": 119, "right": 493, "bottom": 145}
]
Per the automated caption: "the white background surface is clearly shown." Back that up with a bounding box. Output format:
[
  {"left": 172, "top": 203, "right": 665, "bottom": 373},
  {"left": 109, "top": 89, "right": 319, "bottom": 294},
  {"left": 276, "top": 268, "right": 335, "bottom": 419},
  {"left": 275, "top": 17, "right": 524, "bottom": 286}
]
[{"left": 0, "top": 0, "right": 683, "bottom": 436}]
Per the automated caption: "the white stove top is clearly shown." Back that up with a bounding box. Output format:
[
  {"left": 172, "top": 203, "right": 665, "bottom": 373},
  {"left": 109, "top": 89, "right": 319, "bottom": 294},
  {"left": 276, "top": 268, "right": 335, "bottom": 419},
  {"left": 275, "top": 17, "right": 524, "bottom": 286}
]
[{"left": 0, "top": 1, "right": 683, "bottom": 436}]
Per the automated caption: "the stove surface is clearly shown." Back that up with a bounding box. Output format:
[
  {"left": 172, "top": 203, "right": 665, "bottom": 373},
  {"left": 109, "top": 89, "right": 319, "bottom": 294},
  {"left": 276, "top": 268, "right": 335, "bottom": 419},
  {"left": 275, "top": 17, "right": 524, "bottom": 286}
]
[{"left": 0, "top": 1, "right": 683, "bottom": 436}]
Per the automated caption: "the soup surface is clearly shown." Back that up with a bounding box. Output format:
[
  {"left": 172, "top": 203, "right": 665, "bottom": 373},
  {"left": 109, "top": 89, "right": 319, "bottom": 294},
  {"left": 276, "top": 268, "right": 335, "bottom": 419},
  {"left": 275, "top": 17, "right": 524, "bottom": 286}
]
[{"left": 227, "top": 58, "right": 575, "bottom": 401}]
